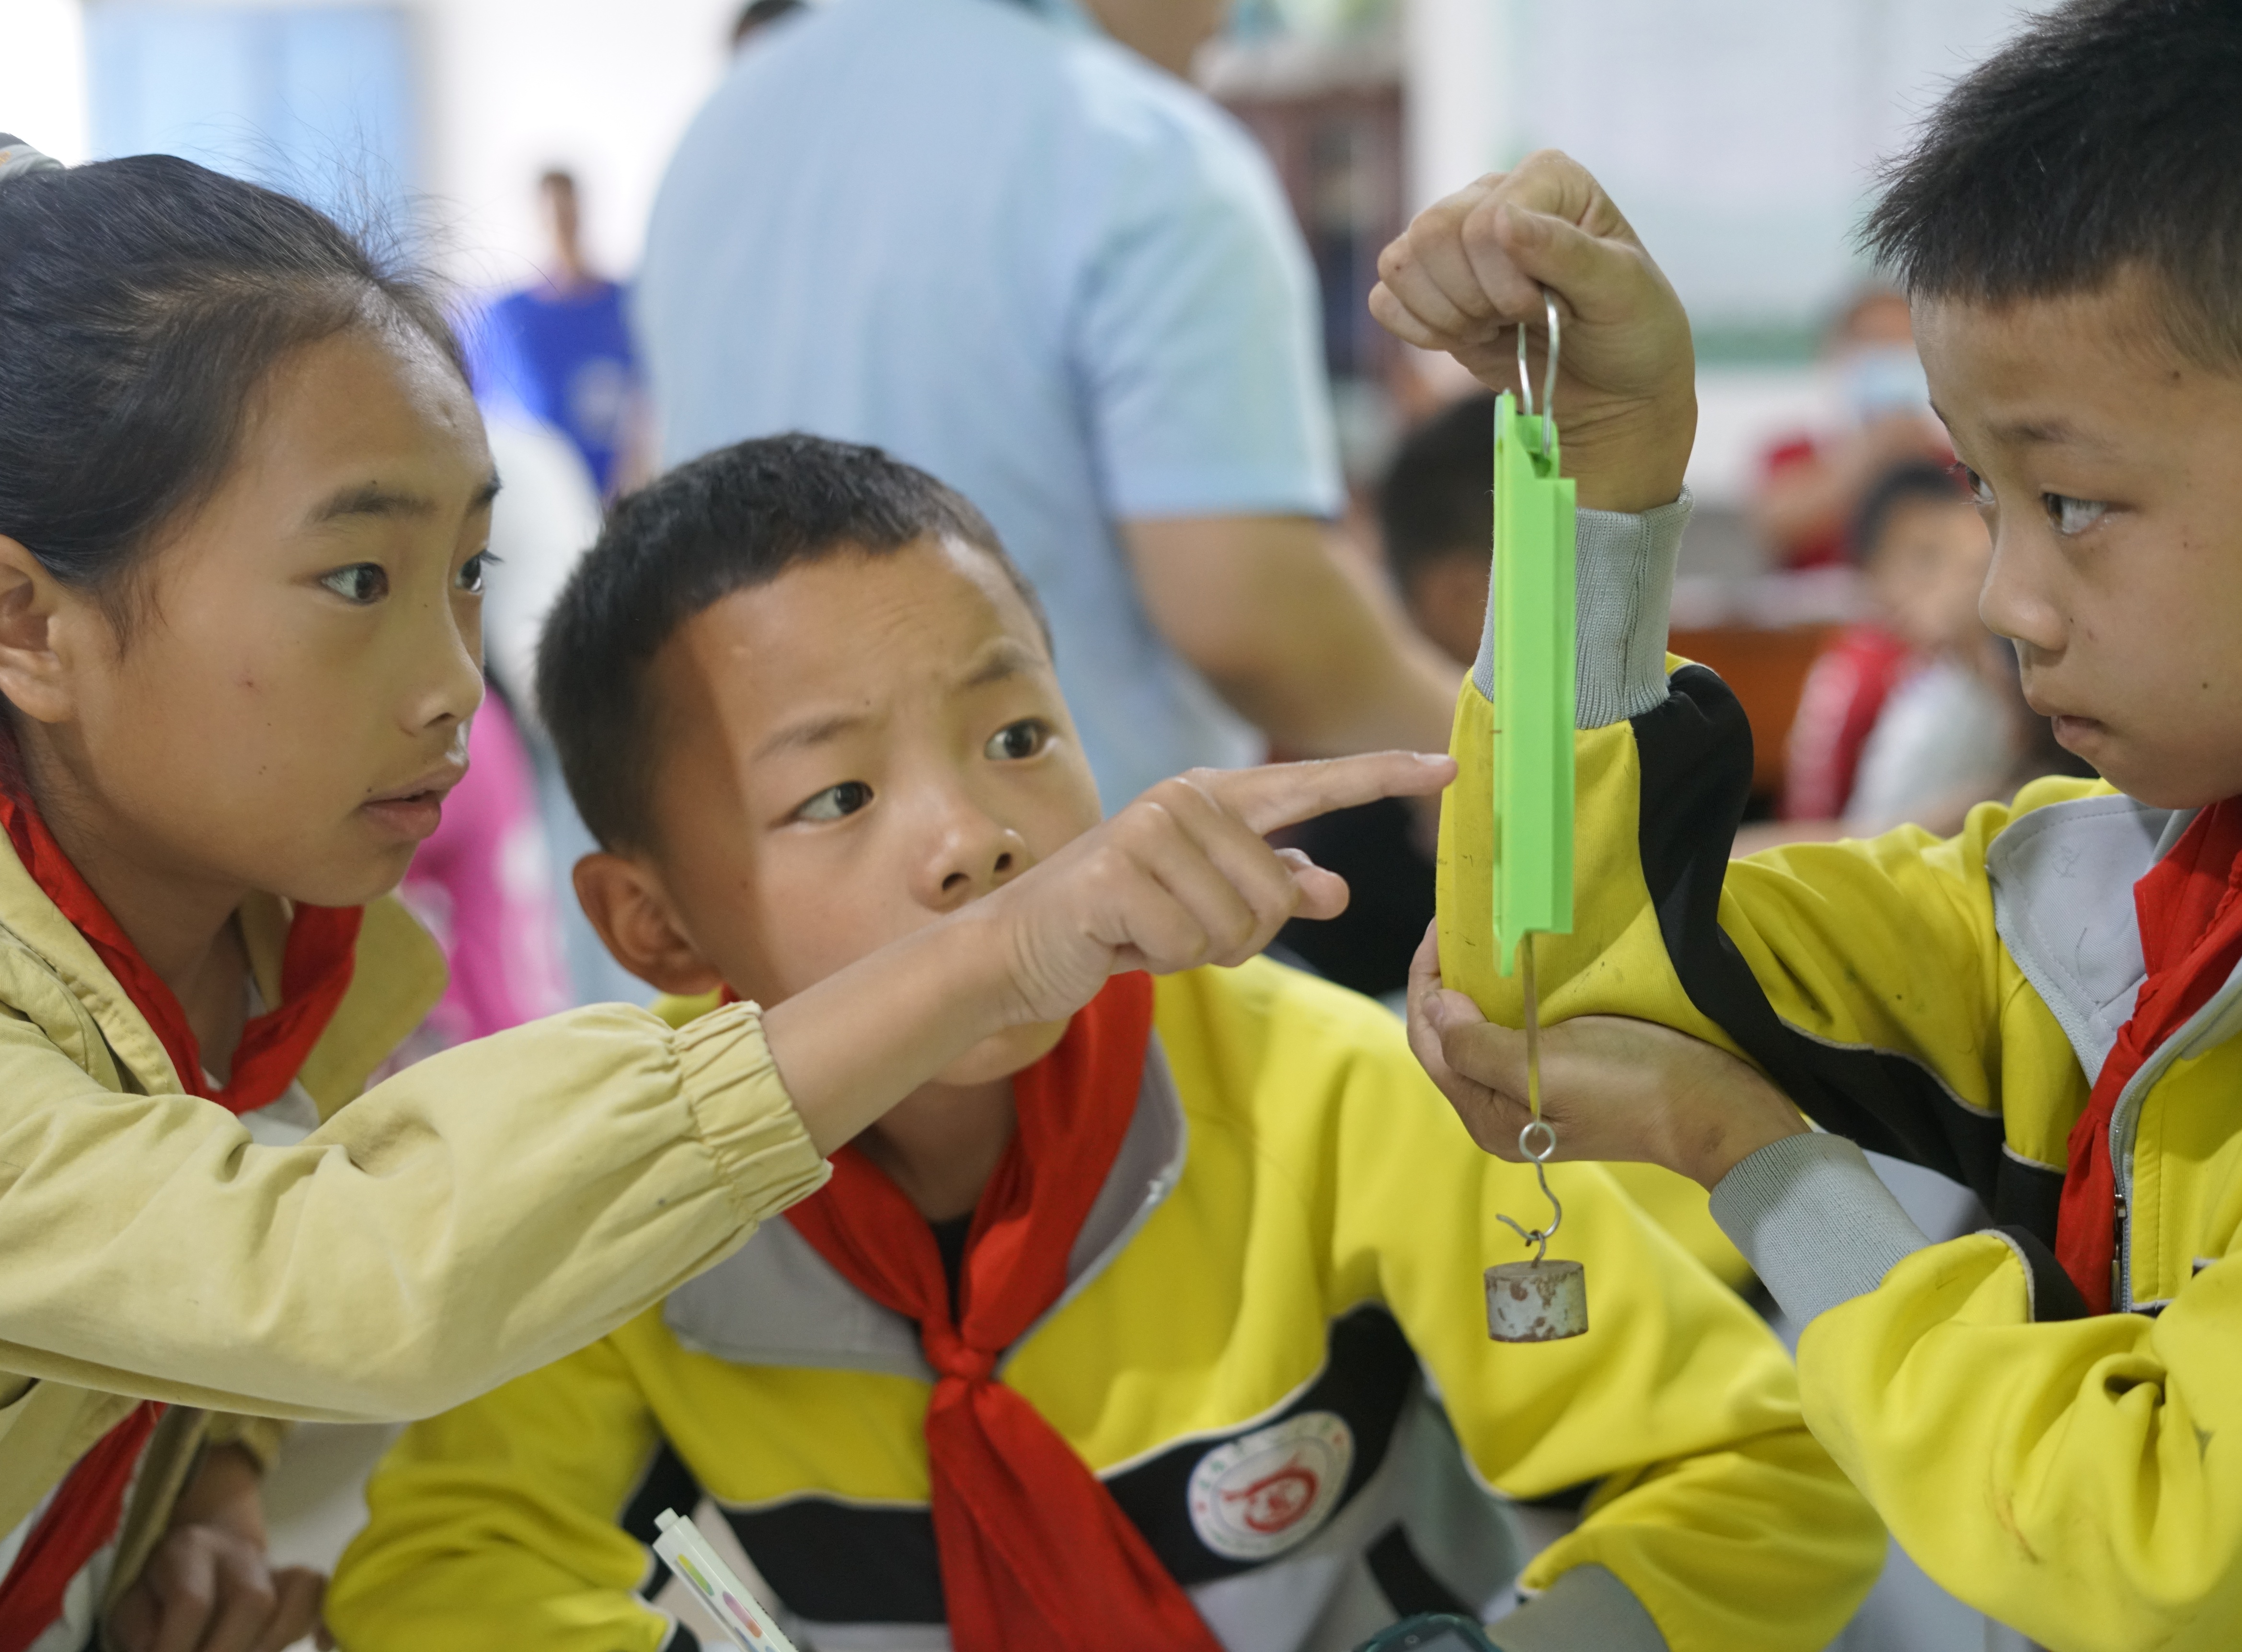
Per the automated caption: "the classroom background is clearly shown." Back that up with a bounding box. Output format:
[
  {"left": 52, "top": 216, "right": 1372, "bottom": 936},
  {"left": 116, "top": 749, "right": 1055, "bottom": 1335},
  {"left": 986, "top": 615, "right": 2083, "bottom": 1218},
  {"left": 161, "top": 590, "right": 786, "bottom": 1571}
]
[{"left": 0, "top": 2, "right": 2052, "bottom": 1648}]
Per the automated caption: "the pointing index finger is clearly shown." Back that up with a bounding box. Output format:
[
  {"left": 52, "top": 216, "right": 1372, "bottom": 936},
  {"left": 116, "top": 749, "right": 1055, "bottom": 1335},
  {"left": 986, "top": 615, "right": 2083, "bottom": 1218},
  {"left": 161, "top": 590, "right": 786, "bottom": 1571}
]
[{"left": 1206, "top": 751, "right": 1456, "bottom": 837}]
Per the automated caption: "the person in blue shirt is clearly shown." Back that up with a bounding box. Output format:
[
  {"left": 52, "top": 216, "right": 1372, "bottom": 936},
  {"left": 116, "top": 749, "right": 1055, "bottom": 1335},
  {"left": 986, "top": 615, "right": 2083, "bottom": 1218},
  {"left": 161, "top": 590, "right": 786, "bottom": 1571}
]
[
  {"left": 473, "top": 170, "right": 643, "bottom": 498},
  {"left": 636, "top": 0, "right": 1457, "bottom": 809}
]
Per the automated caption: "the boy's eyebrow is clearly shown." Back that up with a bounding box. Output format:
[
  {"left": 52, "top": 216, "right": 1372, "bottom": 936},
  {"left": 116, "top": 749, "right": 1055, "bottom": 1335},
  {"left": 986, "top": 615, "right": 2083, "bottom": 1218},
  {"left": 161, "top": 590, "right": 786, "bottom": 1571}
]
[
  {"left": 1978, "top": 413, "right": 2118, "bottom": 452},
  {"left": 752, "top": 710, "right": 870, "bottom": 760},
  {"left": 954, "top": 638, "right": 1041, "bottom": 691}
]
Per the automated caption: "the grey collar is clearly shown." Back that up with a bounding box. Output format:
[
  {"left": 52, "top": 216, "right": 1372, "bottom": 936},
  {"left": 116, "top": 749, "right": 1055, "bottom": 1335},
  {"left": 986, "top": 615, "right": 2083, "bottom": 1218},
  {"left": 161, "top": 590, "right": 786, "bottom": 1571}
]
[{"left": 663, "top": 1036, "right": 1190, "bottom": 1379}]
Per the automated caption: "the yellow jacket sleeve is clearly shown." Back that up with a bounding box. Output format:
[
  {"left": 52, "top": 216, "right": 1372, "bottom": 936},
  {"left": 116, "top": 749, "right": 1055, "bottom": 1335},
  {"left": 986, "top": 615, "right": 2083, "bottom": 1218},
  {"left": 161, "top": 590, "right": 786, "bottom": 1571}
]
[
  {"left": 0, "top": 1001, "right": 827, "bottom": 1421},
  {"left": 1799, "top": 1235, "right": 2242, "bottom": 1652},
  {"left": 328, "top": 1326, "right": 681, "bottom": 1652}
]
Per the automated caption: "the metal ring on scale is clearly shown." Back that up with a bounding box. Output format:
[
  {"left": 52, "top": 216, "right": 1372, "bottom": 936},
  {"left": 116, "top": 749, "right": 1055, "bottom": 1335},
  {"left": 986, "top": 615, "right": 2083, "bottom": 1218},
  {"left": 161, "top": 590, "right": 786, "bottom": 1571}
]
[{"left": 1513, "top": 290, "right": 1562, "bottom": 452}]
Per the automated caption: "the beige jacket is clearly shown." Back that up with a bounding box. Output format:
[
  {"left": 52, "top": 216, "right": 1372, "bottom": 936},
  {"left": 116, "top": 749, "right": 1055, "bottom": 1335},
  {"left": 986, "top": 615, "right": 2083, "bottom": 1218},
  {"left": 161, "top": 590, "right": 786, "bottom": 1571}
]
[{"left": 0, "top": 831, "right": 828, "bottom": 1619}]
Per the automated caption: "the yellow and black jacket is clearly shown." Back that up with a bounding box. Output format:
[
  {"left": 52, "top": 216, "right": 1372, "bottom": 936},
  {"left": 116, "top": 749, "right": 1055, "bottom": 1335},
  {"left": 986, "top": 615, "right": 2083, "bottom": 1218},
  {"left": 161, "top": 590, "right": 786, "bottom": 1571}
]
[
  {"left": 1440, "top": 495, "right": 2242, "bottom": 1652},
  {"left": 327, "top": 959, "right": 1880, "bottom": 1652}
]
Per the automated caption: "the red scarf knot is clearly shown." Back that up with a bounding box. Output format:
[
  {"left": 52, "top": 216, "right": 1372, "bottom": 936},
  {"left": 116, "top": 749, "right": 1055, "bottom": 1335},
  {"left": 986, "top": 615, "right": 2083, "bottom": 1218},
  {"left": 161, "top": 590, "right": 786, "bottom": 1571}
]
[
  {"left": 2054, "top": 797, "right": 2242, "bottom": 1314},
  {"left": 925, "top": 1334, "right": 998, "bottom": 1383},
  {"left": 784, "top": 971, "right": 1223, "bottom": 1652},
  {"left": 0, "top": 784, "right": 362, "bottom": 1115}
]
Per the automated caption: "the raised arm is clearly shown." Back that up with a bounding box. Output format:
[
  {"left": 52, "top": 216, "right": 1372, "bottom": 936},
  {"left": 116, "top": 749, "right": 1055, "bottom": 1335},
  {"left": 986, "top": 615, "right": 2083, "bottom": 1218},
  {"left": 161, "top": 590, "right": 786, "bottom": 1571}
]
[{"left": 0, "top": 754, "right": 1452, "bottom": 1421}]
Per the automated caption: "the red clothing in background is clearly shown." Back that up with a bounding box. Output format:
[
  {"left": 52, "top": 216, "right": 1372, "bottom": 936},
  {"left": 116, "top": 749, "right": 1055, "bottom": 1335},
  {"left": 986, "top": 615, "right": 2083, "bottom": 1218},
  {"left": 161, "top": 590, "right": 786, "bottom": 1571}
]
[
  {"left": 1760, "top": 435, "right": 1847, "bottom": 570},
  {"left": 1782, "top": 625, "right": 1914, "bottom": 821}
]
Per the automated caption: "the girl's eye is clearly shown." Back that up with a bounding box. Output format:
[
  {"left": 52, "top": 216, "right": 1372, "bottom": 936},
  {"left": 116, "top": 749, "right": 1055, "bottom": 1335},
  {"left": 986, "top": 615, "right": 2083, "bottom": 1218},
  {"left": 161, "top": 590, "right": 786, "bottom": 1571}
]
[
  {"left": 457, "top": 550, "right": 499, "bottom": 595},
  {"left": 1953, "top": 463, "right": 1994, "bottom": 508},
  {"left": 796, "top": 780, "right": 873, "bottom": 823},
  {"left": 320, "top": 563, "right": 389, "bottom": 604},
  {"left": 2044, "top": 493, "right": 2109, "bottom": 536},
  {"left": 985, "top": 719, "right": 1049, "bottom": 762}
]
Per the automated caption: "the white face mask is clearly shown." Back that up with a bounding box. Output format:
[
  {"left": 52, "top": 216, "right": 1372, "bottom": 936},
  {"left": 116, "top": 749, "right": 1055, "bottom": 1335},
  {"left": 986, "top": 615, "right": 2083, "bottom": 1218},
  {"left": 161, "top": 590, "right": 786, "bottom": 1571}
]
[{"left": 1839, "top": 344, "right": 1931, "bottom": 425}]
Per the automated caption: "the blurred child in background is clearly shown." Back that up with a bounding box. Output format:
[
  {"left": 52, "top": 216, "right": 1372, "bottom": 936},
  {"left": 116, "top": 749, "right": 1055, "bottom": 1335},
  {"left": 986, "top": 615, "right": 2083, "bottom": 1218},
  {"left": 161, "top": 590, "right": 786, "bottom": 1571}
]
[
  {"left": 1780, "top": 460, "right": 2005, "bottom": 832},
  {"left": 1752, "top": 287, "right": 1950, "bottom": 569}
]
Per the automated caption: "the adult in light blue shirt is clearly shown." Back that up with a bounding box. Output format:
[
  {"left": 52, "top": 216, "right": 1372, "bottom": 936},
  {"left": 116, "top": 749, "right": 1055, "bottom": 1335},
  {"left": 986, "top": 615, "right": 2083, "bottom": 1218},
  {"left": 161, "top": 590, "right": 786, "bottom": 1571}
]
[{"left": 637, "top": 0, "right": 1452, "bottom": 809}]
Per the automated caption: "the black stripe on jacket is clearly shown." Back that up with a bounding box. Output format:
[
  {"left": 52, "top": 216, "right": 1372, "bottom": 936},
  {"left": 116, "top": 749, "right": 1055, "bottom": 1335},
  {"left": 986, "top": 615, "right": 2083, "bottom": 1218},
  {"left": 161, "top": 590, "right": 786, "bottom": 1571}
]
[
  {"left": 693, "top": 1305, "right": 1422, "bottom": 1626},
  {"left": 1632, "top": 665, "right": 2065, "bottom": 1242}
]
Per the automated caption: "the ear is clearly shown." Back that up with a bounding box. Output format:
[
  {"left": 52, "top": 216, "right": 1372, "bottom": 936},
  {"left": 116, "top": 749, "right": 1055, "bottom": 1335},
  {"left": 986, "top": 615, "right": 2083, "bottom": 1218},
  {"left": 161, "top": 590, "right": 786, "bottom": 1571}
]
[
  {"left": 0, "top": 536, "right": 80, "bottom": 725},
  {"left": 572, "top": 850, "right": 726, "bottom": 998}
]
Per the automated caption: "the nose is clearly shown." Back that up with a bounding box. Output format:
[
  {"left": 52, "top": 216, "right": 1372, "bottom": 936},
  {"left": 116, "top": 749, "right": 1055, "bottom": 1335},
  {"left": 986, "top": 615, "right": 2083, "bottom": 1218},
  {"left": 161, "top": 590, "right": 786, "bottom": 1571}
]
[
  {"left": 909, "top": 781, "right": 1030, "bottom": 913},
  {"left": 1977, "top": 519, "right": 2065, "bottom": 662},
  {"left": 401, "top": 579, "right": 486, "bottom": 738}
]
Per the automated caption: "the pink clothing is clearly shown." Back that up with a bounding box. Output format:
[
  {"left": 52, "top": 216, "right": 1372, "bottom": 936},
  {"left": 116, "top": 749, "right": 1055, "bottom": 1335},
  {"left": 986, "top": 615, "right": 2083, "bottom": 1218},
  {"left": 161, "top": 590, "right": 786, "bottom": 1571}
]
[{"left": 399, "top": 694, "right": 572, "bottom": 1047}]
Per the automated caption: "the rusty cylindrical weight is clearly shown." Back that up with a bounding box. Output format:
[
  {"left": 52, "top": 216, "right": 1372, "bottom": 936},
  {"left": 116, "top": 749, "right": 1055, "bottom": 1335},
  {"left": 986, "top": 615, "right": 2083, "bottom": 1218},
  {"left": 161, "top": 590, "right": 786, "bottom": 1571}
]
[{"left": 1485, "top": 1258, "right": 1588, "bottom": 1342}]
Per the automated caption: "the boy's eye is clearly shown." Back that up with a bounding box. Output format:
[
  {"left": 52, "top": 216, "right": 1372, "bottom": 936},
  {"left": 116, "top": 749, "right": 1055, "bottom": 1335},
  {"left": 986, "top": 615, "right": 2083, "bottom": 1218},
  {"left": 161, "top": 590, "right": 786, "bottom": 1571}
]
[
  {"left": 319, "top": 563, "right": 389, "bottom": 604},
  {"left": 1953, "top": 463, "right": 1994, "bottom": 508},
  {"left": 457, "top": 550, "right": 499, "bottom": 595},
  {"left": 985, "top": 719, "right": 1049, "bottom": 762},
  {"left": 2044, "top": 493, "right": 2108, "bottom": 536},
  {"left": 796, "top": 780, "right": 873, "bottom": 823}
]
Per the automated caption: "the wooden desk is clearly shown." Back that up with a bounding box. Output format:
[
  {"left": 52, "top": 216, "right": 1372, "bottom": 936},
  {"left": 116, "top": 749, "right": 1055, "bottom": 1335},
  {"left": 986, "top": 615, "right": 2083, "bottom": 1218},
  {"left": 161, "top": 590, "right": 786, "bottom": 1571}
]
[{"left": 1667, "top": 624, "right": 1840, "bottom": 802}]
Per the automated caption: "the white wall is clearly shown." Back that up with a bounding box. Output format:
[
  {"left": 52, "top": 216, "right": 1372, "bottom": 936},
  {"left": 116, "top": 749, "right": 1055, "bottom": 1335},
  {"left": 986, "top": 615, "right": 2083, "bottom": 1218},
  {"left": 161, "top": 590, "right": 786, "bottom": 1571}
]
[
  {"left": 5, "top": 0, "right": 743, "bottom": 291},
  {"left": 1402, "top": 0, "right": 2027, "bottom": 333},
  {"left": 411, "top": 0, "right": 742, "bottom": 292},
  {"left": 0, "top": 0, "right": 92, "bottom": 161}
]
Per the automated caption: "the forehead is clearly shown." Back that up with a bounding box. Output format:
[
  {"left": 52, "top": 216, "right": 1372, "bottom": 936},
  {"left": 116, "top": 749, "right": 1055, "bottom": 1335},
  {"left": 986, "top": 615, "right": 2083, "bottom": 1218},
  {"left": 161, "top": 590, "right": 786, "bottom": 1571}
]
[
  {"left": 1911, "top": 273, "right": 2187, "bottom": 451},
  {"left": 652, "top": 535, "right": 1049, "bottom": 736},
  {"left": 236, "top": 324, "right": 489, "bottom": 502}
]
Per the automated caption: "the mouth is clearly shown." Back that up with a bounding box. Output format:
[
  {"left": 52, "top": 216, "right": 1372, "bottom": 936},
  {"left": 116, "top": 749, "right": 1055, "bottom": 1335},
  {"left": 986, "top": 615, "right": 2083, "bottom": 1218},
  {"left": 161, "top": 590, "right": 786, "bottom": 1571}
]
[{"left": 359, "top": 764, "right": 467, "bottom": 842}]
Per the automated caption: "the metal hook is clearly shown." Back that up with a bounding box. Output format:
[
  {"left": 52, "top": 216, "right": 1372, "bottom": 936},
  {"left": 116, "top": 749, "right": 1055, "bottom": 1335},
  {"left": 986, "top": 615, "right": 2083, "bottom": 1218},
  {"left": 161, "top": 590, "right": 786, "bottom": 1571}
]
[
  {"left": 1513, "top": 289, "right": 1562, "bottom": 453},
  {"left": 1495, "top": 1118, "right": 1565, "bottom": 1262}
]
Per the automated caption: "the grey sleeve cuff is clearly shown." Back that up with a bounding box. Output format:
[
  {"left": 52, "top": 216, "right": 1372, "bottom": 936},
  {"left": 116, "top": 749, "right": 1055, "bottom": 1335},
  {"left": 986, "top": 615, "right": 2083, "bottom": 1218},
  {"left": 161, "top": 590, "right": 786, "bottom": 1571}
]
[
  {"left": 1472, "top": 492, "right": 1691, "bottom": 730},
  {"left": 1709, "top": 1133, "right": 1932, "bottom": 1326},
  {"left": 1491, "top": 1563, "right": 1666, "bottom": 1652}
]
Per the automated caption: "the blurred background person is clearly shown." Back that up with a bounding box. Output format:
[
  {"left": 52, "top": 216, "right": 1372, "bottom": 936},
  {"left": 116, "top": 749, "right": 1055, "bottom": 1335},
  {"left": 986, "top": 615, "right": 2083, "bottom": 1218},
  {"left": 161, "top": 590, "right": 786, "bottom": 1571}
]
[
  {"left": 635, "top": 0, "right": 1458, "bottom": 812},
  {"left": 1749, "top": 459, "right": 2088, "bottom": 855},
  {"left": 1751, "top": 286, "right": 1950, "bottom": 569},
  {"left": 470, "top": 168, "right": 648, "bottom": 501}
]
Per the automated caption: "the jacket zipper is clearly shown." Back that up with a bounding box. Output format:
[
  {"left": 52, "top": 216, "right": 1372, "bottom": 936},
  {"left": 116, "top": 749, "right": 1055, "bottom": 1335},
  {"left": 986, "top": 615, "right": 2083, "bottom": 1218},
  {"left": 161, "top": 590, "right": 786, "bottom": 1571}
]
[{"left": 2107, "top": 971, "right": 2242, "bottom": 1314}]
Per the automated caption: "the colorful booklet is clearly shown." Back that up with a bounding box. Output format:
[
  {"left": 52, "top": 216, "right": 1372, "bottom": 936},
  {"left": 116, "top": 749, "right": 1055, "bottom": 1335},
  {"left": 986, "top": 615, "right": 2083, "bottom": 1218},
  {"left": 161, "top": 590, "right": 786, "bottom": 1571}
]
[{"left": 652, "top": 1507, "right": 800, "bottom": 1652}]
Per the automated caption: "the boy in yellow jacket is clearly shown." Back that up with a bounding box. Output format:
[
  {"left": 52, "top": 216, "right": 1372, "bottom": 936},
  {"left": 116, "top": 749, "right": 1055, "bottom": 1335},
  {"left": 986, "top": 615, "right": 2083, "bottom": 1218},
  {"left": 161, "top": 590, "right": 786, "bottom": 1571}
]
[
  {"left": 1380, "top": 3, "right": 2242, "bottom": 1648},
  {"left": 325, "top": 434, "right": 1879, "bottom": 1652}
]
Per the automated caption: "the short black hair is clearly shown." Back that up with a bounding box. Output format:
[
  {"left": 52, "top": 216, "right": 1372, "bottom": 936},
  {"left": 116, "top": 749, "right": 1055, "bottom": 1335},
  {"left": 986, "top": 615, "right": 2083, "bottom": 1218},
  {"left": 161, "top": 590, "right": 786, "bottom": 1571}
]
[
  {"left": 1864, "top": 0, "right": 2242, "bottom": 368},
  {"left": 1851, "top": 459, "right": 1971, "bottom": 566},
  {"left": 1378, "top": 392, "right": 1495, "bottom": 589},
  {"left": 536, "top": 433, "right": 1045, "bottom": 851}
]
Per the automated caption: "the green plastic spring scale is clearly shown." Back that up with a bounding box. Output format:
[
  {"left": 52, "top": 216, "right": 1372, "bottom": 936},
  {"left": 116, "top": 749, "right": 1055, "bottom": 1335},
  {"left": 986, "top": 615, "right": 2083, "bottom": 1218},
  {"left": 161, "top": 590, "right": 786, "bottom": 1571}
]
[{"left": 1483, "top": 293, "right": 1588, "bottom": 1345}]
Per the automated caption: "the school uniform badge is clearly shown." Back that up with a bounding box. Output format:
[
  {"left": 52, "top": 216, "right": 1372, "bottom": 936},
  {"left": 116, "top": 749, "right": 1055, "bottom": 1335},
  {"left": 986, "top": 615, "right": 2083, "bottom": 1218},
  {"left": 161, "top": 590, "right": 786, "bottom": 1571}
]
[{"left": 1186, "top": 1411, "right": 1354, "bottom": 1560}]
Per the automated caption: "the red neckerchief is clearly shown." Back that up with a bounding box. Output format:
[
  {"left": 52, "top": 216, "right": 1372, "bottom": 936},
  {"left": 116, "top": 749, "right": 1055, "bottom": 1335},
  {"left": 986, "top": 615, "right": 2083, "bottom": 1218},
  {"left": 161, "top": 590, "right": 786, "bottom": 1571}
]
[
  {"left": 0, "top": 787, "right": 362, "bottom": 1116},
  {"left": 782, "top": 972, "right": 1219, "bottom": 1652},
  {"left": 0, "top": 1405, "right": 162, "bottom": 1650},
  {"left": 0, "top": 778, "right": 360, "bottom": 1647},
  {"left": 2055, "top": 798, "right": 2242, "bottom": 1313}
]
